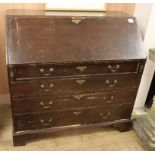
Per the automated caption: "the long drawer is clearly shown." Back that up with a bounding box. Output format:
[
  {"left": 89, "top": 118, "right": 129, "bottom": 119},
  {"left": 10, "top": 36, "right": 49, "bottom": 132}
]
[
  {"left": 14, "top": 104, "right": 132, "bottom": 131},
  {"left": 12, "top": 89, "right": 137, "bottom": 114},
  {"left": 10, "top": 74, "right": 141, "bottom": 97},
  {"left": 8, "top": 61, "right": 142, "bottom": 81}
]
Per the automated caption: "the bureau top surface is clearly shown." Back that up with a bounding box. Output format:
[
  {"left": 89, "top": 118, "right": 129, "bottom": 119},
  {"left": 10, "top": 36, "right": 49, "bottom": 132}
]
[{"left": 6, "top": 10, "right": 146, "bottom": 65}]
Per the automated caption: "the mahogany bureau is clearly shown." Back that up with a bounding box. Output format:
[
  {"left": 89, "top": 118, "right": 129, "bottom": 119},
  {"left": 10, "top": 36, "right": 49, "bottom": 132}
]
[{"left": 6, "top": 10, "right": 146, "bottom": 146}]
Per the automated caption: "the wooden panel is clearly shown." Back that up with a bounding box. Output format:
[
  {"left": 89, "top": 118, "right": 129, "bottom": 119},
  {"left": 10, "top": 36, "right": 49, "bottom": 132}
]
[
  {"left": 106, "top": 3, "right": 136, "bottom": 16},
  {"left": 12, "top": 89, "right": 137, "bottom": 114}
]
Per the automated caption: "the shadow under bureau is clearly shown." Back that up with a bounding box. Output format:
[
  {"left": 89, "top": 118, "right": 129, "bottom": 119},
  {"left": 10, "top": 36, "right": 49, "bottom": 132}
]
[{"left": 6, "top": 10, "right": 146, "bottom": 146}]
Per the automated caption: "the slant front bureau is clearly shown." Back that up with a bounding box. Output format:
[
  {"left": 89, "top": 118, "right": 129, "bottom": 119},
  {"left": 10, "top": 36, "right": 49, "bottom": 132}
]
[{"left": 6, "top": 10, "right": 146, "bottom": 146}]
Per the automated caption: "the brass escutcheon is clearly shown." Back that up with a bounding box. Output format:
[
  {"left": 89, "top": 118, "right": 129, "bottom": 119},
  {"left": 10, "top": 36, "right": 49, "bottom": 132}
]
[
  {"left": 76, "top": 79, "right": 86, "bottom": 84},
  {"left": 74, "top": 94, "right": 85, "bottom": 100},
  {"left": 71, "top": 18, "right": 82, "bottom": 24},
  {"left": 73, "top": 111, "right": 82, "bottom": 115},
  {"left": 76, "top": 66, "right": 87, "bottom": 72}
]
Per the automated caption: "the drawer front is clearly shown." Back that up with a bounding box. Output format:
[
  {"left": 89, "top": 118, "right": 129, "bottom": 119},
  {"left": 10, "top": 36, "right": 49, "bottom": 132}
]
[
  {"left": 14, "top": 104, "right": 132, "bottom": 131},
  {"left": 10, "top": 74, "right": 141, "bottom": 97},
  {"left": 12, "top": 89, "right": 137, "bottom": 114},
  {"left": 9, "top": 62, "right": 142, "bottom": 81}
]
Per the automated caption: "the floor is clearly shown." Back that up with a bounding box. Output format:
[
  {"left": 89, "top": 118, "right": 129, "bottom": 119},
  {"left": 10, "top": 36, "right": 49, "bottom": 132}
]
[{"left": 0, "top": 103, "right": 147, "bottom": 151}]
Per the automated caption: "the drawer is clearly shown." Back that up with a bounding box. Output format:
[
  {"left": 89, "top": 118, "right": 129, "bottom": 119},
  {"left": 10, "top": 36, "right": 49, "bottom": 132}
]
[
  {"left": 10, "top": 74, "right": 141, "bottom": 97},
  {"left": 8, "top": 61, "right": 142, "bottom": 81},
  {"left": 12, "top": 89, "right": 137, "bottom": 114},
  {"left": 14, "top": 104, "right": 132, "bottom": 131}
]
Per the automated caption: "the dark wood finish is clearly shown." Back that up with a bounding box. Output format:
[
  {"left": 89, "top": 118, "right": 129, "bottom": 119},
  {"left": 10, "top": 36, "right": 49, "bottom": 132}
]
[
  {"left": 6, "top": 10, "right": 146, "bottom": 146},
  {"left": 10, "top": 74, "right": 141, "bottom": 97},
  {"left": 14, "top": 104, "right": 132, "bottom": 131},
  {"left": 12, "top": 89, "right": 137, "bottom": 114},
  {"left": 6, "top": 11, "right": 146, "bottom": 65},
  {"left": 114, "top": 121, "right": 132, "bottom": 132},
  {"left": 8, "top": 62, "right": 140, "bottom": 81},
  {"left": 13, "top": 134, "right": 27, "bottom": 147}
]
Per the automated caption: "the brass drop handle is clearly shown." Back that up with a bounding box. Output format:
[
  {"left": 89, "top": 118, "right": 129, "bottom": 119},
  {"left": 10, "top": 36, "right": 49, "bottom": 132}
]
[
  {"left": 108, "top": 65, "right": 120, "bottom": 72},
  {"left": 40, "top": 83, "right": 54, "bottom": 91},
  {"left": 40, "top": 118, "right": 53, "bottom": 126},
  {"left": 40, "top": 101, "right": 53, "bottom": 109},
  {"left": 71, "top": 17, "right": 84, "bottom": 24},
  {"left": 103, "top": 96, "right": 114, "bottom": 104},
  {"left": 76, "top": 79, "right": 86, "bottom": 85},
  {"left": 99, "top": 112, "right": 110, "bottom": 119},
  {"left": 39, "top": 68, "right": 54, "bottom": 76},
  {"left": 106, "top": 80, "right": 118, "bottom": 87},
  {"left": 73, "top": 111, "right": 82, "bottom": 115},
  {"left": 76, "top": 66, "right": 87, "bottom": 72}
]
